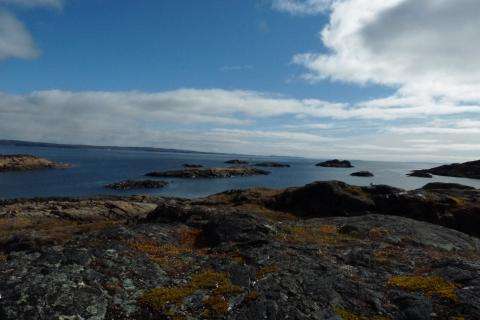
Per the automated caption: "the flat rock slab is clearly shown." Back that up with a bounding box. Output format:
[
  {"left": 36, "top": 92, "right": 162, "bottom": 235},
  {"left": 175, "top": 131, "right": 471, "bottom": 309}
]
[
  {"left": 146, "top": 167, "right": 270, "bottom": 179},
  {"left": 0, "top": 154, "right": 70, "bottom": 172}
]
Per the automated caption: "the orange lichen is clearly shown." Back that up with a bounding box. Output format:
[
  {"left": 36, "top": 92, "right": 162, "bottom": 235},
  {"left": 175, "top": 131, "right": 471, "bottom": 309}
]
[
  {"left": 256, "top": 264, "right": 279, "bottom": 279},
  {"left": 388, "top": 275, "right": 458, "bottom": 302},
  {"left": 280, "top": 224, "right": 353, "bottom": 246},
  {"left": 139, "top": 270, "right": 242, "bottom": 318},
  {"left": 368, "top": 227, "right": 389, "bottom": 240}
]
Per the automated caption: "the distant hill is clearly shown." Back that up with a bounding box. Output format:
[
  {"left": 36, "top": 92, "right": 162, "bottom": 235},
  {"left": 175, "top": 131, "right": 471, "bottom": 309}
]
[{"left": 0, "top": 139, "right": 220, "bottom": 155}]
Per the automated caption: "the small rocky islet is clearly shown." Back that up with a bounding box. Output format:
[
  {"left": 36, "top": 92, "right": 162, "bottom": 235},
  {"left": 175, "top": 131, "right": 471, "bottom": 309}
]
[
  {"left": 350, "top": 171, "right": 374, "bottom": 177},
  {"left": 254, "top": 161, "right": 290, "bottom": 168},
  {"left": 146, "top": 167, "right": 270, "bottom": 179},
  {"left": 1, "top": 180, "right": 480, "bottom": 319},
  {"left": 316, "top": 159, "right": 354, "bottom": 168},
  {"left": 0, "top": 154, "right": 70, "bottom": 172},
  {"left": 105, "top": 180, "right": 169, "bottom": 190}
]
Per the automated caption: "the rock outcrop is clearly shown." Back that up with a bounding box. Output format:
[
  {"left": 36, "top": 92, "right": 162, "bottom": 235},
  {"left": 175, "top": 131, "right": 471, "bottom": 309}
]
[
  {"left": 0, "top": 154, "right": 70, "bottom": 172},
  {"left": 1, "top": 181, "right": 480, "bottom": 319},
  {"left": 316, "top": 159, "right": 354, "bottom": 168},
  {"left": 412, "top": 159, "right": 480, "bottom": 179},
  {"left": 105, "top": 180, "right": 168, "bottom": 190},
  {"left": 407, "top": 171, "right": 433, "bottom": 178},
  {"left": 146, "top": 167, "right": 270, "bottom": 179},
  {"left": 254, "top": 161, "right": 290, "bottom": 168},
  {"left": 350, "top": 171, "right": 374, "bottom": 177}
]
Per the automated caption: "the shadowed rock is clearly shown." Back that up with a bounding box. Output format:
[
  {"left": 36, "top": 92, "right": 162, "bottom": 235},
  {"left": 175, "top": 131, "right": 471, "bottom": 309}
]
[
  {"left": 350, "top": 171, "right": 374, "bottom": 177},
  {"left": 105, "top": 180, "right": 168, "bottom": 190},
  {"left": 146, "top": 167, "right": 270, "bottom": 179},
  {"left": 421, "top": 182, "right": 476, "bottom": 191},
  {"left": 0, "top": 154, "right": 70, "bottom": 172},
  {"left": 316, "top": 159, "right": 353, "bottom": 168}
]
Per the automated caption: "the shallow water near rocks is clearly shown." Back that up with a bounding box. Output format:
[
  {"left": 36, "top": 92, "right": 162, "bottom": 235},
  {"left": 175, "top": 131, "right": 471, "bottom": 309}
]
[{"left": 1, "top": 145, "right": 480, "bottom": 199}]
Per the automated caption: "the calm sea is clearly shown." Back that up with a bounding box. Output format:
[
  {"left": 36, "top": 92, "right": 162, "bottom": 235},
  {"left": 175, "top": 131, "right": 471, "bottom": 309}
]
[{"left": 1, "top": 145, "right": 479, "bottom": 199}]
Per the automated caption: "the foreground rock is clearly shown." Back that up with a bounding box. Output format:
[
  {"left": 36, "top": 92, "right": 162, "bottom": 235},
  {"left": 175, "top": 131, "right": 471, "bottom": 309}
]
[
  {"left": 350, "top": 171, "right": 374, "bottom": 177},
  {"left": 254, "top": 161, "right": 290, "bottom": 168},
  {"left": 105, "top": 180, "right": 168, "bottom": 190},
  {"left": 0, "top": 154, "right": 70, "bottom": 172},
  {"left": 1, "top": 181, "right": 480, "bottom": 319},
  {"left": 412, "top": 159, "right": 480, "bottom": 179},
  {"left": 146, "top": 167, "right": 270, "bottom": 179},
  {"left": 316, "top": 159, "right": 354, "bottom": 168}
]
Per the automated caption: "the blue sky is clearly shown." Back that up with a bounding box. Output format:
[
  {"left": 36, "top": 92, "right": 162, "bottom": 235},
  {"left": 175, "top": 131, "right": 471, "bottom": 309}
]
[{"left": 1, "top": 0, "right": 480, "bottom": 161}]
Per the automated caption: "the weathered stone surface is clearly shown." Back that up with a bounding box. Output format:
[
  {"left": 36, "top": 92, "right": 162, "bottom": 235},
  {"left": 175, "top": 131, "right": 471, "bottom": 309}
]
[
  {"left": 1, "top": 182, "right": 480, "bottom": 319},
  {"left": 146, "top": 167, "right": 270, "bottom": 179},
  {"left": 0, "top": 154, "right": 70, "bottom": 172},
  {"left": 316, "top": 159, "right": 354, "bottom": 168},
  {"left": 350, "top": 171, "right": 374, "bottom": 177},
  {"left": 105, "top": 180, "right": 168, "bottom": 190}
]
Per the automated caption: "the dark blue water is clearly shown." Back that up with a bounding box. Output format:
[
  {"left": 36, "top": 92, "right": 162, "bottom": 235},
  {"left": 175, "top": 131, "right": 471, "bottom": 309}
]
[{"left": 1, "top": 145, "right": 480, "bottom": 199}]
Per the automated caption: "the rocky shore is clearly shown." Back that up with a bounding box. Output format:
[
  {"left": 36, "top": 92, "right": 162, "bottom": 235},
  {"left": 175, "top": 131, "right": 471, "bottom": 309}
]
[
  {"left": 316, "top": 159, "right": 354, "bottom": 168},
  {"left": 412, "top": 160, "right": 480, "bottom": 180},
  {"left": 0, "top": 181, "right": 479, "bottom": 319},
  {"left": 146, "top": 167, "right": 270, "bottom": 179},
  {"left": 0, "top": 154, "right": 70, "bottom": 172}
]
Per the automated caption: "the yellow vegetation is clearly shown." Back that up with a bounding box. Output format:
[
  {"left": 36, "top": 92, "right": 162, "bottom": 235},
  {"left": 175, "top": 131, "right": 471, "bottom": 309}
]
[
  {"left": 281, "top": 224, "right": 353, "bottom": 246},
  {"left": 256, "top": 264, "right": 279, "bottom": 279},
  {"left": 388, "top": 275, "right": 458, "bottom": 302},
  {"left": 139, "top": 269, "right": 242, "bottom": 317}
]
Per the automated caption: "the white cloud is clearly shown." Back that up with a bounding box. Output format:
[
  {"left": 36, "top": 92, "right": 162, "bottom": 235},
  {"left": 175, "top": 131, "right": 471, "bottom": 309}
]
[
  {"left": 293, "top": 0, "right": 480, "bottom": 104},
  {"left": 0, "top": 10, "right": 37, "bottom": 60},
  {"left": 272, "top": 0, "right": 333, "bottom": 15},
  {"left": 0, "top": 0, "right": 63, "bottom": 8}
]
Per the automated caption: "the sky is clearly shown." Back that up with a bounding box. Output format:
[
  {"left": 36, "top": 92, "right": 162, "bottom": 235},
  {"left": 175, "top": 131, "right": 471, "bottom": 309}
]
[{"left": 1, "top": 0, "right": 480, "bottom": 162}]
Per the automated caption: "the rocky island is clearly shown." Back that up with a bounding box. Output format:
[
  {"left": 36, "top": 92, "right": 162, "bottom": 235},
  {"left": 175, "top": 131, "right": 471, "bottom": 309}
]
[
  {"left": 316, "top": 159, "right": 354, "bottom": 168},
  {"left": 411, "top": 159, "right": 480, "bottom": 180},
  {"left": 0, "top": 181, "right": 479, "bottom": 319},
  {"left": 183, "top": 164, "right": 203, "bottom": 168},
  {"left": 0, "top": 154, "right": 70, "bottom": 172},
  {"left": 105, "top": 180, "right": 169, "bottom": 190},
  {"left": 350, "top": 171, "right": 374, "bottom": 177},
  {"left": 224, "top": 159, "right": 249, "bottom": 165},
  {"left": 146, "top": 167, "right": 270, "bottom": 179},
  {"left": 254, "top": 161, "right": 290, "bottom": 168}
]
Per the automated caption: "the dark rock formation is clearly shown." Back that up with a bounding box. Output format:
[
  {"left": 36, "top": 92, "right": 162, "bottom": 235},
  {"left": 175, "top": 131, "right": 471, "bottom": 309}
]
[
  {"left": 183, "top": 164, "right": 203, "bottom": 168},
  {"left": 254, "top": 161, "right": 290, "bottom": 168},
  {"left": 350, "top": 171, "right": 374, "bottom": 177},
  {"left": 1, "top": 182, "right": 480, "bottom": 319},
  {"left": 407, "top": 170, "right": 433, "bottom": 178},
  {"left": 316, "top": 159, "right": 354, "bottom": 168},
  {"left": 0, "top": 154, "right": 70, "bottom": 172},
  {"left": 146, "top": 167, "right": 270, "bottom": 179},
  {"left": 105, "top": 180, "right": 168, "bottom": 190},
  {"left": 413, "top": 160, "right": 480, "bottom": 179},
  {"left": 225, "top": 159, "right": 249, "bottom": 165},
  {"left": 421, "top": 182, "right": 476, "bottom": 191}
]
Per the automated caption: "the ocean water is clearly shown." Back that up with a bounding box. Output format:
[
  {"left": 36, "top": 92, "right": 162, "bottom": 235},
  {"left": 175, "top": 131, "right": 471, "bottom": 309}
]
[{"left": 1, "top": 145, "right": 480, "bottom": 199}]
